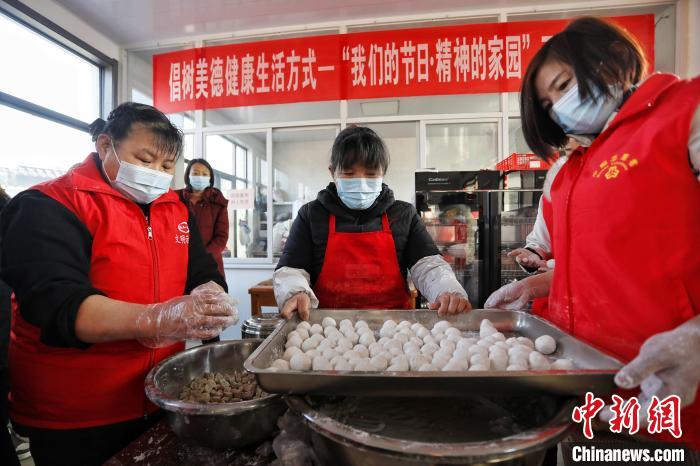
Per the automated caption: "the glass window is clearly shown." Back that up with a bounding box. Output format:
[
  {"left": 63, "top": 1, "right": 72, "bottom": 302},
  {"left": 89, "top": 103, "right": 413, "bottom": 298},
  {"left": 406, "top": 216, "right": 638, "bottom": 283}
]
[
  {"left": 271, "top": 126, "right": 338, "bottom": 257},
  {"left": 206, "top": 132, "right": 267, "bottom": 259},
  {"left": 205, "top": 100, "right": 340, "bottom": 126},
  {"left": 508, "top": 118, "right": 531, "bottom": 155},
  {"left": 0, "top": 105, "right": 94, "bottom": 196},
  {"left": 508, "top": 93, "right": 520, "bottom": 113},
  {"left": 0, "top": 13, "right": 100, "bottom": 123},
  {"left": 348, "top": 93, "right": 500, "bottom": 118},
  {"left": 425, "top": 121, "right": 499, "bottom": 171}
]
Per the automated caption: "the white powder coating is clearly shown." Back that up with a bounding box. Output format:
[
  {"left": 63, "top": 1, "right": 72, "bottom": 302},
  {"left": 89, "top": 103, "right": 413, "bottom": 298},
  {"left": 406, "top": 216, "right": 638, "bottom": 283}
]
[{"left": 535, "top": 335, "right": 557, "bottom": 355}]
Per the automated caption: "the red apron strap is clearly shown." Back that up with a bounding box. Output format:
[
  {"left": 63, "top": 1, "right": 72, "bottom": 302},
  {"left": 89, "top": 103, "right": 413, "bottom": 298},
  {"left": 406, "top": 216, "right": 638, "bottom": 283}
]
[
  {"left": 329, "top": 214, "right": 336, "bottom": 233},
  {"left": 381, "top": 213, "right": 390, "bottom": 232}
]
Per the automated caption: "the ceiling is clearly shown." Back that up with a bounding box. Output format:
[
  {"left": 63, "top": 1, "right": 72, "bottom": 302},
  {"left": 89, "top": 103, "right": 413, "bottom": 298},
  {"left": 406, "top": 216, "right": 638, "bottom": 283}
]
[{"left": 54, "top": 0, "right": 593, "bottom": 46}]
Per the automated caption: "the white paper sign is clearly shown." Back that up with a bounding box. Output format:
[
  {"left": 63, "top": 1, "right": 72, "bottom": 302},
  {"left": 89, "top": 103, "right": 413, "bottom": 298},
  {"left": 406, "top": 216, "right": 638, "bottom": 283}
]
[{"left": 228, "top": 188, "right": 255, "bottom": 210}]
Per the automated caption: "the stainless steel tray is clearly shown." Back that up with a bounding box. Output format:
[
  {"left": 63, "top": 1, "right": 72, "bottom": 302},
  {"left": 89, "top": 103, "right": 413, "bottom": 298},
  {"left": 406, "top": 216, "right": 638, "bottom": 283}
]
[{"left": 244, "top": 309, "right": 623, "bottom": 397}]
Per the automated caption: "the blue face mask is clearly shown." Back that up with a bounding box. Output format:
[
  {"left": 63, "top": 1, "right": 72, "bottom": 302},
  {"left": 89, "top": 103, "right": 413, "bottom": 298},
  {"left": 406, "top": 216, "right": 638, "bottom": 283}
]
[
  {"left": 189, "top": 175, "right": 210, "bottom": 191},
  {"left": 335, "top": 177, "right": 383, "bottom": 210},
  {"left": 105, "top": 141, "right": 173, "bottom": 204},
  {"left": 549, "top": 82, "right": 623, "bottom": 135}
]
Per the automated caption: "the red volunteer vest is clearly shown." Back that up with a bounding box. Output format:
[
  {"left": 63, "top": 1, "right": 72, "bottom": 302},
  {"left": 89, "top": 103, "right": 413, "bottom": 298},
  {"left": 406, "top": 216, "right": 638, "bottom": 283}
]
[
  {"left": 9, "top": 154, "right": 188, "bottom": 429},
  {"left": 544, "top": 74, "right": 700, "bottom": 447},
  {"left": 314, "top": 213, "right": 412, "bottom": 309}
]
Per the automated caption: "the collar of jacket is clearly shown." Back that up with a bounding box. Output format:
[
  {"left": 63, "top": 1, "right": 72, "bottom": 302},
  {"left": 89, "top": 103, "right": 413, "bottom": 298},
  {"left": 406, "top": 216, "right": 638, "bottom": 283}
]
[{"left": 181, "top": 186, "right": 228, "bottom": 207}]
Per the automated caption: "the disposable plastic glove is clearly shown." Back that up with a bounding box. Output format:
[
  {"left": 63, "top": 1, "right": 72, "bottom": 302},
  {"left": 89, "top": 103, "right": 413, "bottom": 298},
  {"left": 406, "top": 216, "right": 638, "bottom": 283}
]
[
  {"left": 614, "top": 315, "right": 700, "bottom": 411},
  {"left": 484, "top": 271, "right": 552, "bottom": 311},
  {"left": 137, "top": 281, "right": 238, "bottom": 348},
  {"left": 508, "top": 247, "right": 547, "bottom": 271}
]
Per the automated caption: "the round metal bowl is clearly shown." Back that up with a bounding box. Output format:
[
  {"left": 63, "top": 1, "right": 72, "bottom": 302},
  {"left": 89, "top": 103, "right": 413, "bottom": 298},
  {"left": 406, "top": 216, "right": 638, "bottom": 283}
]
[
  {"left": 145, "top": 340, "right": 286, "bottom": 450},
  {"left": 287, "top": 394, "right": 576, "bottom": 466}
]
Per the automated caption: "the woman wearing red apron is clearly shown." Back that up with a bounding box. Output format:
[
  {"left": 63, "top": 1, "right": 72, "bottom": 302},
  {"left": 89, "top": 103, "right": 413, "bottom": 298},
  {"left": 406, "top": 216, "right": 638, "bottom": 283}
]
[
  {"left": 274, "top": 126, "right": 471, "bottom": 319},
  {"left": 487, "top": 18, "right": 700, "bottom": 450}
]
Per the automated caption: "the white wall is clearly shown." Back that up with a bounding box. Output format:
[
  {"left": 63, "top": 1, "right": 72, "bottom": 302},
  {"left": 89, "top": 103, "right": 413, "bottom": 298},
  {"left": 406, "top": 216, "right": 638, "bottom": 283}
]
[
  {"left": 19, "top": 0, "right": 120, "bottom": 60},
  {"left": 677, "top": 0, "right": 700, "bottom": 77},
  {"left": 219, "top": 266, "right": 277, "bottom": 340}
]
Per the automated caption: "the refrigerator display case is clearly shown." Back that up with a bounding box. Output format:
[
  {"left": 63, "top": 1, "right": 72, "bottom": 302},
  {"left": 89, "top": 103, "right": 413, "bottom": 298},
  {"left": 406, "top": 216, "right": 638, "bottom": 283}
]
[{"left": 415, "top": 170, "right": 546, "bottom": 308}]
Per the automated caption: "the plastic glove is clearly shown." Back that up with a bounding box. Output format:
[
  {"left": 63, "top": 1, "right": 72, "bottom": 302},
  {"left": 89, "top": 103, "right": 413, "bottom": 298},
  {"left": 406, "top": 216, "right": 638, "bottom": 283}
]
[
  {"left": 136, "top": 281, "right": 238, "bottom": 348},
  {"left": 429, "top": 292, "right": 471, "bottom": 316},
  {"left": 614, "top": 315, "right": 700, "bottom": 410},
  {"left": 484, "top": 271, "right": 552, "bottom": 310},
  {"left": 508, "top": 248, "right": 547, "bottom": 271},
  {"left": 280, "top": 292, "right": 312, "bottom": 321}
]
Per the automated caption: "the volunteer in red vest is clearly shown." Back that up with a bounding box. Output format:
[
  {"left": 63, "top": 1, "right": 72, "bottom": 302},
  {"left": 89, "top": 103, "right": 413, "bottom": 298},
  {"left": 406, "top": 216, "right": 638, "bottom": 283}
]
[
  {"left": 274, "top": 126, "right": 470, "bottom": 320},
  {"left": 486, "top": 17, "right": 700, "bottom": 449},
  {"left": 0, "top": 102, "right": 238, "bottom": 466}
]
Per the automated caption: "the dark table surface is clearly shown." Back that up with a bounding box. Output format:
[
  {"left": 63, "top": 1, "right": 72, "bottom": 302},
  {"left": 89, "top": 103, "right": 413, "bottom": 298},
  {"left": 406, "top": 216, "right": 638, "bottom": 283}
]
[{"left": 105, "top": 420, "right": 275, "bottom": 466}]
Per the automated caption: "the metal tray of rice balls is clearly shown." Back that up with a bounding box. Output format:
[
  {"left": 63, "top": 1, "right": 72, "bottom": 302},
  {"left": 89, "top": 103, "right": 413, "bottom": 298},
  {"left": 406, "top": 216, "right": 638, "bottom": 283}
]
[{"left": 244, "top": 309, "right": 623, "bottom": 397}]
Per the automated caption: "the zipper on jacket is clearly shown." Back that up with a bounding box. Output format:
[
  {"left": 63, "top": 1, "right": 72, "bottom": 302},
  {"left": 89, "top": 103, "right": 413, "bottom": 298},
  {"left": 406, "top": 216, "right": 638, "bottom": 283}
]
[{"left": 143, "top": 212, "right": 160, "bottom": 419}]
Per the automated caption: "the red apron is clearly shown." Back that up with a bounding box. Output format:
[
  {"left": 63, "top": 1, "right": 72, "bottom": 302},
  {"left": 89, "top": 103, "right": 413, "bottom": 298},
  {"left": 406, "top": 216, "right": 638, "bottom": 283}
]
[{"left": 314, "top": 213, "right": 412, "bottom": 309}]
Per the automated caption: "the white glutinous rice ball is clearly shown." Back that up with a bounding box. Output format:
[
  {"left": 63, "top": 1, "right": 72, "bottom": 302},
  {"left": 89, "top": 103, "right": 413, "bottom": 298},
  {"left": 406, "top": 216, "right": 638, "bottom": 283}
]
[
  {"left": 344, "top": 349, "right": 363, "bottom": 360},
  {"left": 323, "top": 326, "right": 339, "bottom": 338},
  {"left": 359, "top": 332, "right": 376, "bottom": 347},
  {"left": 535, "top": 335, "right": 557, "bottom": 355},
  {"left": 287, "top": 330, "right": 302, "bottom": 341},
  {"left": 489, "top": 352, "right": 508, "bottom": 371},
  {"left": 490, "top": 332, "right": 506, "bottom": 342},
  {"left": 379, "top": 326, "right": 396, "bottom": 338},
  {"left": 336, "top": 338, "right": 353, "bottom": 352},
  {"left": 508, "top": 345, "right": 532, "bottom": 358},
  {"left": 387, "top": 362, "right": 409, "bottom": 371},
  {"left": 396, "top": 320, "right": 411, "bottom": 330},
  {"left": 267, "top": 367, "right": 280, "bottom": 372},
  {"left": 353, "top": 360, "right": 378, "bottom": 372},
  {"left": 411, "top": 322, "right": 425, "bottom": 333},
  {"left": 393, "top": 333, "right": 409, "bottom": 344},
  {"left": 470, "top": 354, "right": 490, "bottom": 369},
  {"left": 353, "top": 344, "right": 369, "bottom": 358},
  {"left": 368, "top": 342, "right": 384, "bottom": 357},
  {"left": 442, "top": 360, "right": 465, "bottom": 371},
  {"left": 296, "top": 321, "right": 311, "bottom": 331},
  {"left": 505, "top": 337, "right": 518, "bottom": 346},
  {"left": 409, "top": 354, "right": 431, "bottom": 371},
  {"left": 433, "top": 320, "right": 451, "bottom": 333},
  {"left": 551, "top": 358, "right": 575, "bottom": 370},
  {"left": 422, "top": 334, "right": 436, "bottom": 345},
  {"left": 330, "top": 355, "right": 345, "bottom": 366},
  {"left": 440, "top": 339, "right": 456, "bottom": 352},
  {"left": 289, "top": 353, "right": 312, "bottom": 371},
  {"left": 305, "top": 349, "right": 320, "bottom": 359},
  {"left": 326, "top": 331, "right": 342, "bottom": 344},
  {"left": 508, "top": 354, "right": 529, "bottom": 369},
  {"left": 339, "top": 319, "right": 353, "bottom": 328},
  {"left": 421, "top": 342, "right": 440, "bottom": 356},
  {"left": 479, "top": 319, "right": 497, "bottom": 339},
  {"left": 356, "top": 326, "right": 373, "bottom": 336},
  {"left": 528, "top": 351, "right": 551, "bottom": 370},
  {"left": 431, "top": 356, "right": 449, "bottom": 370},
  {"left": 333, "top": 359, "right": 352, "bottom": 371},
  {"left": 370, "top": 355, "right": 389, "bottom": 371},
  {"left": 477, "top": 339, "right": 492, "bottom": 349},
  {"left": 312, "top": 356, "right": 332, "bottom": 371},
  {"left": 408, "top": 336, "right": 423, "bottom": 347},
  {"left": 388, "top": 346, "right": 403, "bottom": 357},
  {"left": 446, "top": 333, "right": 462, "bottom": 343},
  {"left": 431, "top": 331, "right": 446, "bottom": 342},
  {"left": 433, "top": 348, "right": 453, "bottom": 362},
  {"left": 452, "top": 348, "right": 470, "bottom": 361},
  {"left": 309, "top": 323, "right": 324, "bottom": 335},
  {"left": 391, "top": 354, "right": 409, "bottom": 366},
  {"left": 384, "top": 339, "right": 403, "bottom": 351},
  {"left": 445, "top": 327, "right": 462, "bottom": 338},
  {"left": 271, "top": 359, "right": 290, "bottom": 370},
  {"left": 449, "top": 357, "right": 469, "bottom": 370},
  {"left": 322, "top": 349, "right": 340, "bottom": 361},
  {"left": 516, "top": 337, "right": 535, "bottom": 349},
  {"left": 321, "top": 317, "right": 337, "bottom": 328},
  {"left": 469, "top": 364, "right": 489, "bottom": 371},
  {"left": 399, "top": 328, "right": 415, "bottom": 338},
  {"left": 418, "top": 363, "right": 436, "bottom": 372},
  {"left": 285, "top": 335, "right": 303, "bottom": 349},
  {"left": 283, "top": 346, "right": 303, "bottom": 361},
  {"left": 456, "top": 338, "right": 476, "bottom": 351},
  {"left": 491, "top": 341, "right": 509, "bottom": 351},
  {"left": 403, "top": 342, "right": 421, "bottom": 355},
  {"left": 468, "top": 345, "right": 488, "bottom": 357},
  {"left": 377, "top": 336, "right": 391, "bottom": 346},
  {"left": 346, "top": 332, "right": 360, "bottom": 345},
  {"left": 301, "top": 338, "right": 320, "bottom": 352},
  {"left": 310, "top": 332, "right": 324, "bottom": 342},
  {"left": 355, "top": 320, "right": 369, "bottom": 329},
  {"left": 317, "top": 339, "right": 334, "bottom": 352},
  {"left": 415, "top": 327, "right": 430, "bottom": 339}
]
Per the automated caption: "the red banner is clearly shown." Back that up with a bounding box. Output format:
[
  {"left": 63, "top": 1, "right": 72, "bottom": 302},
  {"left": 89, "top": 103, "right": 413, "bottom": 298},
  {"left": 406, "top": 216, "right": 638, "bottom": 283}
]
[{"left": 153, "top": 15, "right": 654, "bottom": 113}]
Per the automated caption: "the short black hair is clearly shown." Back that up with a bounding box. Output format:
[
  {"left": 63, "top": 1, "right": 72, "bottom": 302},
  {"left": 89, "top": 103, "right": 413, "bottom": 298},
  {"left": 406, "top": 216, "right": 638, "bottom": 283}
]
[
  {"left": 520, "top": 17, "right": 647, "bottom": 160},
  {"left": 184, "top": 158, "right": 215, "bottom": 190},
  {"left": 330, "top": 126, "right": 389, "bottom": 175},
  {"left": 88, "top": 102, "right": 183, "bottom": 161}
]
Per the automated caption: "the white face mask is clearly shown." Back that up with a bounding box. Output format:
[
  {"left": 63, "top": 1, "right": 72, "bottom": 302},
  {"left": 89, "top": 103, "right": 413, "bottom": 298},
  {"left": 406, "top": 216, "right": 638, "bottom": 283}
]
[
  {"left": 549, "top": 82, "right": 624, "bottom": 135},
  {"left": 104, "top": 141, "right": 173, "bottom": 204},
  {"left": 335, "top": 177, "right": 383, "bottom": 210}
]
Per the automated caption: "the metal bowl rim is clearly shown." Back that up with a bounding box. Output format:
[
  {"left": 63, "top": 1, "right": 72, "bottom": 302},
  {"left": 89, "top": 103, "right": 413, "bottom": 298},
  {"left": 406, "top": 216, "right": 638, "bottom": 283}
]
[
  {"left": 145, "top": 339, "right": 282, "bottom": 416},
  {"left": 287, "top": 395, "right": 577, "bottom": 459}
]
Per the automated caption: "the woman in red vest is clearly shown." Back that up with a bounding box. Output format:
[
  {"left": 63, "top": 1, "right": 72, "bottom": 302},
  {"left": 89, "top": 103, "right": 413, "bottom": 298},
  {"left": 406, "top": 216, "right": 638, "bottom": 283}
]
[
  {"left": 0, "top": 103, "right": 238, "bottom": 465},
  {"left": 274, "top": 126, "right": 471, "bottom": 319},
  {"left": 487, "top": 17, "right": 700, "bottom": 449}
]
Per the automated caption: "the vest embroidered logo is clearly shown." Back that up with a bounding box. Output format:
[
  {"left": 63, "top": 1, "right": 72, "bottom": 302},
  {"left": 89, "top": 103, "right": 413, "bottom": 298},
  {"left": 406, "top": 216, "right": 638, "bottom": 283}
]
[
  {"left": 593, "top": 153, "right": 639, "bottom": 180},
  {"left": 177, "top": 221, "right": 189, "bottom": 233}
]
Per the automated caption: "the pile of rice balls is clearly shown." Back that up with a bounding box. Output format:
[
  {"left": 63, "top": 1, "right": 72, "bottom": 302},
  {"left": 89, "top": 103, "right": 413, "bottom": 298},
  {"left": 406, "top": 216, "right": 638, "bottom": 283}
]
[{"left": 267, "top": 317, "right": 575, "bottom": 373}]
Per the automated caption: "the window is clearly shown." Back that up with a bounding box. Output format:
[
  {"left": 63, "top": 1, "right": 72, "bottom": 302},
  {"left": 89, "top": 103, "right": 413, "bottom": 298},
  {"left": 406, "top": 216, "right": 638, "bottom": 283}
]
[
  {"left": 0, "top": 6, "right": 115, "bottom": 196},
  {"left": 425, "top": 121, "right": 499, "bottom": 171}
]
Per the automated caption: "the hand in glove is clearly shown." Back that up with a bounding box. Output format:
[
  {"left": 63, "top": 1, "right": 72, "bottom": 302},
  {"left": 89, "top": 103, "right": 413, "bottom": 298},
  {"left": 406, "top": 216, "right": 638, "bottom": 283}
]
[
  {"left": 280, "top": 292, "right": 312, "bottom": 321},
  {"left": 484, "top": 271, "right": 552, "bottom": 310},
  {"left": 613, "top": 316, "right": 700, "bottom": 412},
  {"left": 137, "top": 281, "right": 238, "bottom": 347},
  {"left": 429, "top": 292, "right": 472, "bottom": 316},
  {"left": 509, "top": 248, "right": 547, "bottom": 271}
]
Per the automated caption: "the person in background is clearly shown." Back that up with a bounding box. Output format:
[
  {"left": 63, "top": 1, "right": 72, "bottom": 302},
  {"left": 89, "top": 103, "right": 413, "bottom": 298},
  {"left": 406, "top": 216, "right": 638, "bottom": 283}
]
[
  {"left": 0, "top": 185, "right": 19, "bottom": 466},
  {"left": 487, "top": 17, "right": 700, "bottom": 449},
  {"left": 0, "top": 102, "right": 238, "bottom": 466},
  {"left": 275, "top": 126, "right": 471, "bottom": 319},
  {"left": 177, "top": 159, "right": 229, "bottom": 277}
]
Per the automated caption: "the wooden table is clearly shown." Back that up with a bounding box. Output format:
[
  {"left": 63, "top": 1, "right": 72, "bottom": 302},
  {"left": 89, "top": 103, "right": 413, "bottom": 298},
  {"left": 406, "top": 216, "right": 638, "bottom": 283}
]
[{"left": 248, "top": 279, "right": 419, "bottom": 316}]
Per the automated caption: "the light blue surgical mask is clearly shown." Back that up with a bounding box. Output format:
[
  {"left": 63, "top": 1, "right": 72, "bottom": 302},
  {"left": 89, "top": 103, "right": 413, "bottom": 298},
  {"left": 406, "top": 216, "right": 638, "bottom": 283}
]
[
  {"left": 335, "top": 177, "right": 383, "bottom": 210},
  {"left": 104, "top": 141, "right": 173, "bottom": 204},
  {"left": 189, "top": 175, "right": 210, "bottom": 192},
  {"left": 549, "top": 82, "right": 623, "bottom": 135}
]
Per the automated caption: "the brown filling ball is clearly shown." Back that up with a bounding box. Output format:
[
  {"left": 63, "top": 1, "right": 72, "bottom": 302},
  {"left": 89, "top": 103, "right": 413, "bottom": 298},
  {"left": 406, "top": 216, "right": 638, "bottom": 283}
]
[{"left": 178, "top": 371, "right": 267, "bottom": 404}]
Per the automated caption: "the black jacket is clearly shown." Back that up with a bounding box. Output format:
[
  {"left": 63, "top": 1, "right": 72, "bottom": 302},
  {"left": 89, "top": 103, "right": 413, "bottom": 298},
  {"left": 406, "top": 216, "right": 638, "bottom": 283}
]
[
  {"left": 276, "top": 183, "right": 439, "bottom": 285},
  {"left": 0, "top": 190, "right": 226, "bottom": 349},
  {"left": 0, "top": 190, "right": 11, "bottom": 369}
]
